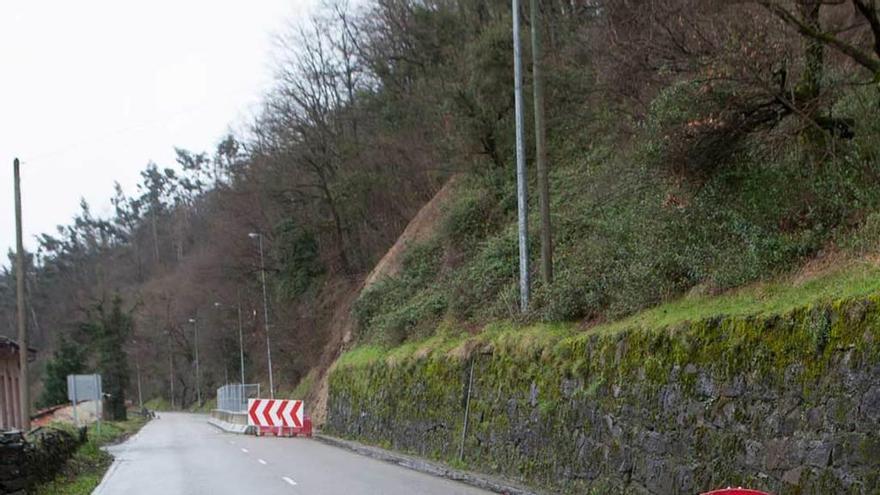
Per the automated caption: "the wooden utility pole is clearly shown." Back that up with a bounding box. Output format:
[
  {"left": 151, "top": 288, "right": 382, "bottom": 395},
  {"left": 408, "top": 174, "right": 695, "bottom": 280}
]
[
  {"left": 531, "top": 0, "right": 552, "bottom": 284},
  {"left": 14, "top": 158, "right": 30, "bottom": 431}
]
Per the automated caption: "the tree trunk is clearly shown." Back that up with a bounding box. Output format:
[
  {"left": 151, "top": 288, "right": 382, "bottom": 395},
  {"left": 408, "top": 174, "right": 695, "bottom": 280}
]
[
  {"left": 798, "top": 1, "right": 825, "bottom": 147},
  {"left": 531, "top": 0, "right": 553, "bottom": 284},
  {"left": 151, "top": 210, "right": 161, "bottom": 265}
]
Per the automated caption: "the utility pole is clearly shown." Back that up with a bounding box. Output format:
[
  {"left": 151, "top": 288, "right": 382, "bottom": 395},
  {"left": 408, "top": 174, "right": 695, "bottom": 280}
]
[
  {"left": 136, "top": 358, "right": 143, "bottom": 410},
  {"left": 249, "top": 233, "right": 274, "bottom": 398},
  {"left": 14, "top": 158, "right": 30, "bottom": 431},
  {"left": 237, "top": 292, "right": 245, "bottom": 385},
  {"left": 132, "top": 340, "right": 143, "bottom": 409},
  {"left": 531, "top": 0, "right": 552, "bottom": 285},
  {"left": 189, "top": 317, "right": 201, "bottom": 407},
  {"left": 166, "top": 330, "right": 174, "bottom": 409},
  {"left": 512, "top": 0, "right": 530, "bottom": 312}
]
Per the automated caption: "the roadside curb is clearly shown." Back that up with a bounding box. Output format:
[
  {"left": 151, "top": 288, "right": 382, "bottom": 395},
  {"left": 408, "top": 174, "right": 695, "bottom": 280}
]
[
  {"left": 207, "top": 417, "right": 254, "bottom": 435},
  {"left": 314, "top": 433, "right": 540, "bottom": 495}
]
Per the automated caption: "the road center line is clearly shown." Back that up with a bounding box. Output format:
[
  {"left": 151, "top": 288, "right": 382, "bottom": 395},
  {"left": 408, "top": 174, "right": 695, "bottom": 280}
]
[
  {"left": 282, "top": 476, "right": 297, "bottom": 486},
  {"left": 241, "top": 448, "right": 249, "bottom": 453},
  {"left": 258, "top": 459, "right": 267, "bottom": 465}
]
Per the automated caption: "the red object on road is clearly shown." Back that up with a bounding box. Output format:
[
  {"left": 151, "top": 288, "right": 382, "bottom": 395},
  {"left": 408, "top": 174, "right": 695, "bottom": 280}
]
[
  {"left": 248, "top": 399, "right": 310, "bottom": 437},
  {"left": 702, "top": 489, "right": 772, "bottom": 495}
]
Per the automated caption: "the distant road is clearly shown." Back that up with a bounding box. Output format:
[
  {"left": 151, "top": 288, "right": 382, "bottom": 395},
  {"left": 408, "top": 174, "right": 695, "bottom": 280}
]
[{"left": 94, "top": 412, "right": 489, "bottom": 495}]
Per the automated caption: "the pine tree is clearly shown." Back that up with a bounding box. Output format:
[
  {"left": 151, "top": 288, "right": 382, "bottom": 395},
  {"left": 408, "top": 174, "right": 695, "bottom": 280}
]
[
  {"left": 37, "top": 336, "right": 86, "bottom": 409},
  {"left": 83, "top": 295, "right": 132, "bottom": 421}
]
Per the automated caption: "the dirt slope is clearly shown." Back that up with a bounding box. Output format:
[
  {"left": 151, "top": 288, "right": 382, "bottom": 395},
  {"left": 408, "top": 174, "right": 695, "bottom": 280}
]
[{"left": 305, "top": 175, "right": 461, "bottom": 426}]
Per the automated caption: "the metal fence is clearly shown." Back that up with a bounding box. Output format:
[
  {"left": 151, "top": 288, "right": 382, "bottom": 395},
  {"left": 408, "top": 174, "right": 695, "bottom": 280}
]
[{"left": 216, "top": 383, "right": 261, "bottom": 413}]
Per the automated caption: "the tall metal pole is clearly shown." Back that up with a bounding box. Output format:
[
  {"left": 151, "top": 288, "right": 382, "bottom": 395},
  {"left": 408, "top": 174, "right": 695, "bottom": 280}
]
[
  {"left": 14, "top": 158, "right": 30, "bottom": 431},
  {"left": 167, "top": 331, "right": 174, "bottom": 409},
  {"left": 237, "top": 291, "right": 245, "bottom": 386},
  {"left": 512, "top": 0, "right": 530, "bottom": 312},
  {"left": 252, "top": 233, "right": 274, "bottom": 399},
  {"left": 531, "top": 0, "right": 552, "bottom": 285},
  {"left": 136, "top": 355, "right": 143, "bottom": 409}
]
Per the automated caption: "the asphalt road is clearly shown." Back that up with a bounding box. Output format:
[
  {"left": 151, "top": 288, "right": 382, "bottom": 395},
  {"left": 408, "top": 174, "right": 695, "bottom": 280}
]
[{"left": 93, "top": 412, "right": 490, "bottom": 495}]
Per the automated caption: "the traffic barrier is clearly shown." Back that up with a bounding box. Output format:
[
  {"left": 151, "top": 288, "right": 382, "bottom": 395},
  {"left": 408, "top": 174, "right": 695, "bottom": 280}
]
[{"left": 247, "top": 399, "right": 311, "bottom": 437}]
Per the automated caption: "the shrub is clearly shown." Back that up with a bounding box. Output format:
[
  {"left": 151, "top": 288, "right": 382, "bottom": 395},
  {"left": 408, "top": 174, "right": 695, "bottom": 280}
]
[
  {"left": 353, "top": 239, "right": 446, "bottom": 343},
  {"left": 273, "top": 220, "right": 324, "bottom": 297},
  {"left": 351, "top": 78, "right": 880, "bottom": 346},
  {"left": 448, "top": 228, "right": 519, "bottom": 320}
]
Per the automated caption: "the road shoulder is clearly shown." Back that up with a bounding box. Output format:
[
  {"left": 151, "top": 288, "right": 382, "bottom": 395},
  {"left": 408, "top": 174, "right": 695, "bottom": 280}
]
[{"left": 314, "top": 433, "right": 542, "bottom": 495}]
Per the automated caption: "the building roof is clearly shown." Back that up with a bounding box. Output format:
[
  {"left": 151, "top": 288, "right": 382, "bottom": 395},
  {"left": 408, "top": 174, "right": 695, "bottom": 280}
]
[{"left": 0, "top": 336, "right": 37, "bottom": 361}]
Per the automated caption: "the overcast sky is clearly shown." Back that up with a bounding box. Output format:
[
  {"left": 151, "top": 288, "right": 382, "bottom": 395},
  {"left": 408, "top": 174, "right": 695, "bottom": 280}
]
[{"left": 0, "top": 0, "right": 315, "bottom": 264}]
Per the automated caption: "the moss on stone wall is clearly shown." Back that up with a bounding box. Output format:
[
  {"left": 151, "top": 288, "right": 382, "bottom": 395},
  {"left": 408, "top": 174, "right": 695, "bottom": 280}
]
[{"left": 327, "top": 295, "right": 880, "bottom": 494}]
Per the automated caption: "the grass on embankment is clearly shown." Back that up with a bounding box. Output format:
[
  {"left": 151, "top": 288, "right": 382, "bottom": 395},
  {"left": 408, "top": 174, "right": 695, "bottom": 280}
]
[
  {"left": 143, "top": 397, "right": 172, "bottom": 411},
  {"left": 34, "top": 415, "right": 149, "bottom": 495},
  {"left": 339, "top": 259, "right": 880, "bottom": 366},
  {"left": 597, "top": 258, "right": 880, "bottom": 334},
  {"left": 188, "top": 397, "right": 217, "bottom": 413}
]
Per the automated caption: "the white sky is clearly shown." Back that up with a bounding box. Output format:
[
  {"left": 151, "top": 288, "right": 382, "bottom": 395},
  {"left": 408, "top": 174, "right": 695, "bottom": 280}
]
[{"left": 0, "top": 0, "right": 316, "bottom": 262}]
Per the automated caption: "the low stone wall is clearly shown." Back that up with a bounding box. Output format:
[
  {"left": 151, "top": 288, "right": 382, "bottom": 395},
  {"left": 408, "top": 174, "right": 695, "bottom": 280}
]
[
  {"left": 0, "top": 426, "right": 86, "bottom": 494},
  {"left": 326, "top": 296, "right": 880, "bottom": 494}
]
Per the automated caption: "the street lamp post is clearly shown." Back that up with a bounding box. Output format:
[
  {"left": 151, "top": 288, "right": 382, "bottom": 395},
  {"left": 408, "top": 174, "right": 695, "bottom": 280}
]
[
  {"left": 249, "top": 232, "right": 274, "bottom": 399},
  {"left": 189, "top": 317, "right": 202, "bottom": 407},
  {"left": 237, "top": 292, "right": 245, "bottom": 385}
]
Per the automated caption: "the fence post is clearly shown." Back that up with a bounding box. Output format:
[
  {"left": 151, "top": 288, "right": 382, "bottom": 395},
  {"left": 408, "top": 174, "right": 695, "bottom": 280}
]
[
  {"left": 71, "top": 377, "right": 79, "bottom": 427},
  {"left": 459, "top": 358, "right": 475, "bottom": 461}
]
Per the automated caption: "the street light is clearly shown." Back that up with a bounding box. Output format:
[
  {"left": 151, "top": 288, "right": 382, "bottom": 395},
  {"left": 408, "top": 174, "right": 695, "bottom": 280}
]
[
  {"left": 215, "top": 298, "right": 246, "bottom": 386},
  {"left": 189, "top": 317, "right": 202, "bottom": 407},
  {"left": 249, "top": 232, "right": 274, "bottom": 399}
]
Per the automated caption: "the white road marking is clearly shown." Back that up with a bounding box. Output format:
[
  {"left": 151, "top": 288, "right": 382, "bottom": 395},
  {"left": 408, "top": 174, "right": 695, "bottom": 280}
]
[
  {"left": 282, "top": 476, "right": 297, "bottom": 486},
  {"left": 258, "top": 459, "right": 267, "bottom": 465},
  {"left": 241, "top": 448, "right": 249, "bottom": 453}
]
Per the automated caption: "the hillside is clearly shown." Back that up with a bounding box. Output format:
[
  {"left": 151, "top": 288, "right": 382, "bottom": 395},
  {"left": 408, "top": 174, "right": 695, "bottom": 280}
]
[
  {"left": 352, "top": 80, "right": 880, "bottom": 347},
  {"left": 1, "top": 0, "right": 879, "bottom": 442}
]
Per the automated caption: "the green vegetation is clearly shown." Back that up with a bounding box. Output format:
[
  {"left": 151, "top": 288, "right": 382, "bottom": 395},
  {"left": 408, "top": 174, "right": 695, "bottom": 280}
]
[
  {"left": 143, "top": 397, "right": 172, "bottom": 412},
  {"left": 188, "top": 397, "right": 217, "bottom": 413},
  {"left": 598, "top": 260, "right": 880, "bottom": 334},
  {"left": 354, "top": 79, "right": 880, "bottom": 346},
  {"left": 273, "top": 219, "right": 324, "bottom": 298},
  {"left": 344, "top": 258, "right": 880, "bottom": 367},
  {"left": 37, "top": 336, "right": 86, "bottom": 409},
  {"left": 329, "top": 293, "right": 880, "bottom": 492},
  {"left": 82, "top": 296, "right": 133, "bottom": 421},
  {"left": 34, "top": 417, "right": 149, "bottom": 495},
  {"left": 4, "top": 0, "right": 880, "bottom": 413},
  {"left": 288, "top": 369, "right": 317, "bottom": 399}
]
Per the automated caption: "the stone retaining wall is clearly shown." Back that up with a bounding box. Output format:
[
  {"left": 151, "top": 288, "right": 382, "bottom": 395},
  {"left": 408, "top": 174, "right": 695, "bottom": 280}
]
[
  {"left": 327, "top": 296, "right": 880, "bottom": 494},
  {"left": 0, "top": 426, "right": 85, "bottom": 494}
]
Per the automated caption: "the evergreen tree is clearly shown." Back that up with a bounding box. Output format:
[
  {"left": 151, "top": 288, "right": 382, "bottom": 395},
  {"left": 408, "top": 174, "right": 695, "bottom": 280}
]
[
  {"left": 37, "top": 336, "right": 86, "bottom": 408},
  {"left": 83, "top": 295, "right": 132, "bottom": 421}
]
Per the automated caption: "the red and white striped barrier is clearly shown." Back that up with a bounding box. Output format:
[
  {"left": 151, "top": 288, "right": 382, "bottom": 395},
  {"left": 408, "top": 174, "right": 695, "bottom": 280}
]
[{"left": 247, "top": 399, "right": 312, "bottom": 437}]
